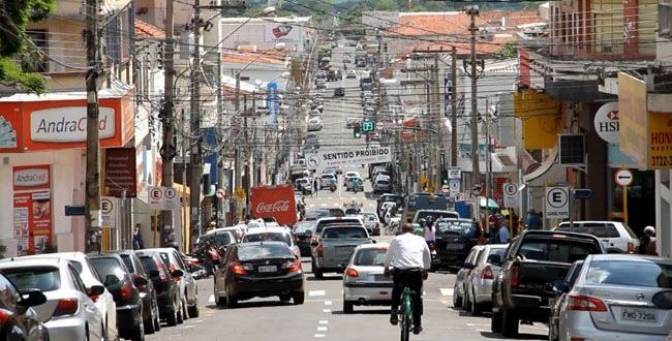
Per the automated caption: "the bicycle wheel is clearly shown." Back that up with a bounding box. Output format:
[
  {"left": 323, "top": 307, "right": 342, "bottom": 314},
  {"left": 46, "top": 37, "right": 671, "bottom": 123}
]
[{"left": 400, "top": 314, "right": 410, "bottom": 341}]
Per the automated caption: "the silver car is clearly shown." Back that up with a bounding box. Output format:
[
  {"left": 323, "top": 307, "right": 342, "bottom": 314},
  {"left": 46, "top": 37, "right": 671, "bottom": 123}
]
[
  {"left": 342, "top": 243, "right": 392, "bottom": 313},
  {"left": 554, "top": 254, "right": 672, "bottom": 341},
  {"left": 465, "top": 244, "right": 508, "bottom": 315},
  {"left": 0, "top": 257, "right": 105, "bottom": 341},
  {"left": 242, "top": 227, "right": 301, "bottom": 258},
  {"left": 144, "top": 248, "right": 199, "bottom": 320}
]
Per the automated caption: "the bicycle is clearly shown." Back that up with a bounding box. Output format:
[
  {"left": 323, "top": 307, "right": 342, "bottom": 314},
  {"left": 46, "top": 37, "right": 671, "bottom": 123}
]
[{"left": 398, "top": 286, "right": 416, "bottom": 341}]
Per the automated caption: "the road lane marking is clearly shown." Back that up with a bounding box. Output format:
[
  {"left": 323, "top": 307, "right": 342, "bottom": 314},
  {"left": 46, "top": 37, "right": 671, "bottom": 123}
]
[
  {"left": 320, "top": 203, "right": 327, "bottom": 207},
  {"left": 324, "top": 300, "right": 333, "bottom": 306},
  {"left": 440, "top": 288, "right": 454, "bottom": 296},
  {"left": 314, "top": 334, "right": 326, "bottom": 338},
  {"left": 319, "top": 320, "right": 329, "bottom": 325},
  {"left": 317, "top": 326, "right": 328, "bottom": 332},
  {"left": 208, "top": 294, "right": 215, "bottom": 303},
  {"left": 309, "top": 290, "right": 325, "bottom": 297},
  {"left": 323, "top": 309, "right": 332, "bottom": 313}
]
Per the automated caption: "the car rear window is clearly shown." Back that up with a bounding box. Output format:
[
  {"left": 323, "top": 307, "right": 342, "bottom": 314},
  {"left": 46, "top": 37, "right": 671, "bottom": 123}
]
[
  {"left": 294, "top": 222, "right": 315, "bottom": 233},
  {"left": 518, "top": 239, "right": 601, "bottom": 263},
  {"left": 214, "top": 232, "right": 234, "bottom": 245},
  {"left": 316, "top": 218, "right": 361, "bottom": 233},
  {"left": 557, "top": 224, "right": 618, "bottom": 238},
  {"left": 322, "top": 227, "right": 368, "bottom": 239},
  {"left": 238, "top": 244, "right": 293, "bottom": 261},
  {"left": 354, "top": 249, "right": 386, "bottom": 266},
  {"left": 139, "top": 256, "right": 158, "bottom": 272},
  {"left": 436, "top": 220, "right": 474, "bottom": 234},
  {"left": 91, "top": 257, "right": 127, "bottom": 281},
  {"left": 585, "top": 259, "right": 672, "bottom": 288},
  {"left": 4, "top": 267, "right": 61, "bottom": 292},
  {"left": 244, "top": 232, "right": 292, "bottom": 245},
  {"left": 118, "top": 254, "right": 135, "bottom": 273}
]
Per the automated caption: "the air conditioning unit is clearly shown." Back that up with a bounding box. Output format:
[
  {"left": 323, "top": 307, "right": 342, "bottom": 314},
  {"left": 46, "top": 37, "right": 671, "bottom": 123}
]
[{"left": 558, "top": 134, "right": 586, "bottom": 165}]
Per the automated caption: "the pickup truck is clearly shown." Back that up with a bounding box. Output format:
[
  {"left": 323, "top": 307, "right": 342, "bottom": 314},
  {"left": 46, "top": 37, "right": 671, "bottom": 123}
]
[
  {"left": 310, "top": 225, "right": 372, "bottom": 279},
  {"left": 490, "top": 230, "right": 605, "bottom": 337}
]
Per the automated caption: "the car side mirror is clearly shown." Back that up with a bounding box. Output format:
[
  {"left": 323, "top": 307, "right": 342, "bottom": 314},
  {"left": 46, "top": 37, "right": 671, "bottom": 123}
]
[
  {"left": 19, "top": 289, "right": 47, "bottom": 308},
  {"left": 172, "top": 269, "right": 184, "bottom": 278},
  {"left": 87, "top": 284, "right": 106, "bottom": 297},
  {"left": 371, "top": 239, "right": 377, "bottom": 244},
  {"left": 549, "top": 280, "right": 569, "bottom": 294},
  {"left": 148, "top": 270, "right": 160, "bottom": 278},
  {"left": 487, "top": 254, "right": 502, "bottom": 266},
  {"left": 104, "top": 274, "right": 120, "bottom": 286},
  {"left": 133, "top": 276, "right": 149, "bottom": 287}
]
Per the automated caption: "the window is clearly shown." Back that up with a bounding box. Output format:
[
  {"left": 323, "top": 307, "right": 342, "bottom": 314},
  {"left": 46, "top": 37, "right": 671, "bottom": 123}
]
[
  {"left": 322, "top": 227, "right": 368, "bottom": 239},
  {"left": 119, "top": 254, "right": 135, "bottom": 273},
  {"left": 68, "top": 265, "right": 87, "bottom": 293},
  {"left": 518, "top": 239, "right": 600, "bottom": 263},
  {"left": 91, "top": 257, "right": 127, "bottom": 282},
  {"left": 244, "top": 232, "right": 292, "bottom": 246},
  {"left": 354, "top": 249, "right": 387, "bottom": 266},
  {"left": 0, "top": 274, "right": 20, "bottom": 310},
  {"left": 25, "top": 29, "right": 48, "bottom": 72},
  {"left": 4, "top": 266, "right": 61, "bottom": 292},
  {"left": 585, "top": 260, "right": 672, "bottom": 288},
  {"left": 237, "top": 244, "right": 293, "bottom": 261}
]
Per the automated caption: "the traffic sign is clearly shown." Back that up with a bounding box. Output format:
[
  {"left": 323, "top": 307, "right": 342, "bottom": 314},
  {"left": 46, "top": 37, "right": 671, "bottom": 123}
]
[
  {"left": 449, "top": 179, "right": 460, "bottom": 197},
  {"left": 503, "top": 183, "right": 518, "bottom": 196},
  {"left": 503, "top": 183, "right": 519, "bottom": 207},
  {"left": 234, "top": 187, "right": 246, "bottom": 201},
  {"left": 545, "top": 186, "right": 569, "bottom": 218},
  {"left": 361, "top": 120, "right": 375, "bottom": 133},
  {"left": 572, "top": 188, "right": 593, "bottom": 199},
  {"left": 101, "top": 196, "right": 117, "bottom": 229},
  {"left": 148, "top": 186, "right": 180, "bottom": 210},
  {"left": 614, "top": 169, "right": 633, "bottom": 186}
]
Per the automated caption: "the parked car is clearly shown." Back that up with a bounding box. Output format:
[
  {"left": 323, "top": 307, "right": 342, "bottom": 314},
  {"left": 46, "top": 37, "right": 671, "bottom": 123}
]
[
  {"left": 213, "top": 241, "right": 305, "bottom": 307},
  {"left": 548, "top": 260, "right": 585, "bottom": 341},
  {"left": 551, "top": 255, "right": 672, "bottom": 340},
  {"left": 90, "top": 253, "right": 146, "bottom": 341},
  {"left": 346, "top": 69, "right": 357, "bottom": 78},
  {"left": 105, "top": 250, "right": 160, "bottom": 334},
  {"left": 292, "top": 221, "right": 317, "bottom": 257},
  {"left": 554, "top": 221, "right": 640, "bottom": 253},
  {"left": 491, "top": 230, "right": 605, "bottom": 337},
  {"left": 434, "top": 218, "right": 483, "bottom": 271},
  {"left": 135, "top": 250, "right": 183, "bottom": 327},
  {"left": 334, "top": 87, "right": 345, "bottom": 97},
  {"left": 311, "top": 224, "right": 371, "bottom": 278},
  {"left": 0, "top": 271, "right": 49, "bottom": 340},
  {"left": 453, "top": 245, "right": 484, "bottom": 309},
  {"left": 342, "top": 243, "right": 392, "bottom": 313},
  {"left": 143, "top": 248, "right": 199, "bottom": 320},
  {"left": 319, "top": 173, "right": 337, "bottom": 189},
  {"left": 464, "top": 244, "right": 508, "bottom": 315},
  {"left": 13, "top": 252, "right": 118, "bottom": 341},
  {"left": 0, "top": 257, "right": 106, "bottom": 341},
  {"left": 242, "top": 226, "right": 301, "bottom": 258}
]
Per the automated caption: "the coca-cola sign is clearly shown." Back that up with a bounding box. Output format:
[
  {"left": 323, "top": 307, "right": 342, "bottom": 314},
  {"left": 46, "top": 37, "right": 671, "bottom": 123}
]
[
  {"left": 249, "top": 185, "right": 297, "bottom": 226},
  {"left": 255, "top": 200, "right": 290, "bottom": 214}
]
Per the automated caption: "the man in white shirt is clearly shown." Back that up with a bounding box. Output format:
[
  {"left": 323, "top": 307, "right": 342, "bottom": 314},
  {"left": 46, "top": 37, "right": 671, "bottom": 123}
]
[{"left": 384, "top": 223, "right": 432, "bottom": 334}]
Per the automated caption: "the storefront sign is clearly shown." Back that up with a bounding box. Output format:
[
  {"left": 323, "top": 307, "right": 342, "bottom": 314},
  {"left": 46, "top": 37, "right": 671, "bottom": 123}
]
[
  {"left": 594, "top": 102, "right": 620, "bottom": 144},
  {"left": 105, "top": 148, "right": 137, "bottom": 197},
  {"left": 618, "top": 73, "right": 648, "bottom": 168},
  {"left": 13, "top": 165, "right": 52, "bottom": 255},
  {"left": 30, "top": 107, "right": 116, "bottom": 142},
  {"left": 250, "top": 185, "right": 297, "bottom": 226},
  {"left": 648, "top": 112, "right": 672, "bottom": 169}
]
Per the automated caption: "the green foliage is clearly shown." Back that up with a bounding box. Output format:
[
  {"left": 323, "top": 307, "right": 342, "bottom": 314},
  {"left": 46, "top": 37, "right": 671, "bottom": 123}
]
[
  {"left": 0, "top": 242, "right": 6, "bottom": 259},
  {"left": 375, "top": 0, "right": 399, "bottom": 11},
  {"left": 493, "top": 42, "right": 518, "bottom": 60},
  {"left": 0, "top": 0, "right": 55, "bottom": 94}
]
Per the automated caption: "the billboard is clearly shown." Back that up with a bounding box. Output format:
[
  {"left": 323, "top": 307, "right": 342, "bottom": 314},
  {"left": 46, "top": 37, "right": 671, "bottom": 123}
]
[
  {"left": 250, "top": 185, "right": 297, "bottom": 226},
  {"left": 618, "top": 72, "right": 648, "bottom": 168},
  {"left": 13, "top": 165, "right": 52, "bottom": 255},
  {"left": 648, "top": 112, "right": 672, "bottom": 168},
  {"left": 264, "top": 23, "right": 301, "bottom": 42}
]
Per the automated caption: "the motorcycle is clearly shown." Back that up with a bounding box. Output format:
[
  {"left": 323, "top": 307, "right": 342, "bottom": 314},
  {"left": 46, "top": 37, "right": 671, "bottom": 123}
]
[{"left": 191, "top": 240, "right": 228, "bottom": 276}]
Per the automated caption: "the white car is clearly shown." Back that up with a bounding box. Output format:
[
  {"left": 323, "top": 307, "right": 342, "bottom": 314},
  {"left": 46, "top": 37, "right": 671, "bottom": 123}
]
[
  {"left": 342, "top": 243, "right": 392, "bottom": 313},
  {"left": 361, "top": 212, "right": 381, "bottom": 236},
  {"left": 13, "top": 253, "right": 118, "bottom": 341},
  {"left": 464, "top": 244, "right": 508, "bottom": 315},
  {"left": 0, "top": 257, "right": 105, "bottom": 341},
  {"left": 553, "top": 221, "right": 640, "bottom": 253},
  {"left": 346, "top": 69, "right": 357, "bottom": 78},
  {"left": 242, "top": 227, "right": 301, "bottom": 258},
  {"left": 307, "top": 117, "right": 323, "bottom": 131}
]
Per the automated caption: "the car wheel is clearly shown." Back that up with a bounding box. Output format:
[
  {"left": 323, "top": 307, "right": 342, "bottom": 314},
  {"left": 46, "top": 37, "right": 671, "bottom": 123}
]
[
  {"left": 131, "top": 320, "right": 145, "bottom": 341},
  {"left": 214, "top": 285, "right": 225, "bottom": 307},
  {"left": 153, "top": 304, "right": 161, "bottom": 332},
  {"left": 501, "top": 309, "right": 519, "bottom": 337},
  {"left": 166, "top": 297, "right": 179, "bottom": 326},
  {"left": 144, "top": 307, "right": 156, "bottom": 335},
  {"left": 471, "top": 300, "right": 482, "bottom": 316},
  {"left": 548, "top": 316, "right": 558, "bottom": 341},
  {"left": 279, "top": 294, "right": 292, "bottom": 303},
  {"left": 293, "top": 291, "right": 305, "bottom": 305},
  {"left": 182, "top": 297, "right": 189, "bottom": 320},
  {"left": 452, "top": 284, "right": 463, "bottom": 308},
  {"left": 188, "top": 301, "right": 199, "bottom": 318},
  {"left": 491, "top": 309, "right": 503, "bottom": 333},
  {"left": 176, "top": 299, "right": 184, "bottom": 324},
  {"left": 226, "top": 285, "right": 238, "bottom": 308},
  {"left": 343, "top": 301, "right": 353, "bottom": 314}
]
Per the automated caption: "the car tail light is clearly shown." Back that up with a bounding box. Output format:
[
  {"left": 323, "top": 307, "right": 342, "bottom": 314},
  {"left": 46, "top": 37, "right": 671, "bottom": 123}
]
[
  {"left": 157, "top": 261, "right": 169, "bottom": 282},
  {"left": 627, "top": 242, "right": 635, "bottom": 253},
  {"left": 481, "top": 265, "right": 494, "bottom": 280},
  {"left": 316, "top": 244, "right": 324, "bottom": 257},
  {"left": 120, "top": 281, "right": 133, "bottom": 300},
  {"left": 232, "top": 262, "right": 247, "bottom": 275},
  {"left": 345, "top": 268, "right": 359, "bottom": 278},
  {"left": 509, "top": 264, "right": 519, "bottom": 287},
  {"left": 283, "top": 259, "right": 302, "bottom": 273},
  {"left": 0, "top": 310, "right": 7, "bottom": 324},
  {"left": 566, "top": 294, "right": 607, "bottom": 312},
  {"left": 53, "top": 298, "right": 79, "bottom": 316}
]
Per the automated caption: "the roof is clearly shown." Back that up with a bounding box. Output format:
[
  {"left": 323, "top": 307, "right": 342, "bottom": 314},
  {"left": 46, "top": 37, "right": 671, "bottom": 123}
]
[
  {"left": 223, "top": 50, "right": 286, "bottom": 64},
  {"left": 245, "top": 227, "right": 291, "bottom": 234},
  {"left": 237, "top": 241, "right": 288, "bottom": 247},
  {"left": 135, "top": 19, "right": 165, "bottom": 38},
  {"left": 0, "top": 257, "right": 63, "bottom": 267}
]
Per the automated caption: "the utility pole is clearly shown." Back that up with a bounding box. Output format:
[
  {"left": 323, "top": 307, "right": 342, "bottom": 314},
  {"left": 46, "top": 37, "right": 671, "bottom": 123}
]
[
  {"left": 467, "top": 5, "right": 481, "bottom": 189},
  {"left": 215, "top": 50, "right": 225, "bottom": 225},
  {"left": 189, "top": 0, "right": 204, "bottom": 243},
  {"left": 243, "top": 95, "right": 250, "bottom": 218},
  {"left": 433, "top": 54, "right": 441, "bottom": 188},
  {"left": 85, "top": 0, "right": 102, "bottom": 253},
  {"left": 451, "top": 46, "right": 458, "bottom": 167},
  {"left": 159, "top": 0, "right": 176, "bottom": 247}
]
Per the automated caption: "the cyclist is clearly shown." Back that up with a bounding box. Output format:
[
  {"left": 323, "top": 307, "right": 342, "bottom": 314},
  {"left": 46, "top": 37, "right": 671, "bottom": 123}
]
[{"left": 384, "top": 223, "right": 432, "bottom": 334}]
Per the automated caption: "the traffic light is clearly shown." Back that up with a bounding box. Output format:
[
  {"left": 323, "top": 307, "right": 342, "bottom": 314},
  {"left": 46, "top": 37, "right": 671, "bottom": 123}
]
[
  {"left": 361, "top": 119, "right": 375, "bottom": 133},
  {"left": 353, "top": 125, "right": 362, "bottom": 138}
]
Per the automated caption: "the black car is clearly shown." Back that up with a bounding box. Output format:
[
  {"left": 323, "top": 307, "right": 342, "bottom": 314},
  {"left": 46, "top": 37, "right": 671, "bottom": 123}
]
[
  {"left": 90, "top": 254, "right": 146, "bottom": 341},
  {"left": 135, "top": 251, "right": 182, "bottom": 327},
  {"left": 213, "top": 241, "right": 305, "bottom": 307},
  {"left": 0, "top": 272, "right": 49, "bottom": 341},
  {"left": 292, "top": 221, "right": 316, "bottom": 257},
  {"left": 105, "top": 250, "right": 160, "bottom": 335},
  {"left": 434, "top": 218, "right": 483, "bottom": 271},
  {"left": 334, "top": 87, "right": 345, "bottom": 97}
]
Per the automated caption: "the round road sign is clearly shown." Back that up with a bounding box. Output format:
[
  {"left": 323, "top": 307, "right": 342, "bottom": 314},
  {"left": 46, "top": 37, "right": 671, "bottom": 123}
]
[
  {"left": 546, "top": 187, "right": 569, "bottom": 209},
  {"left": 165, "top": 188, "right": 177, "bottom": 199},
  {"left": 149, "top": 187, "right": 162, "bottom": 200},
  {"left": 101, "top": 198, "right": 114, "bottom": 214},
  {"left": 503, "top": 183, "right": 518, "bottom": 196},
  {"left": 614, "top": 169, "right": 633, "bottom": 186}
]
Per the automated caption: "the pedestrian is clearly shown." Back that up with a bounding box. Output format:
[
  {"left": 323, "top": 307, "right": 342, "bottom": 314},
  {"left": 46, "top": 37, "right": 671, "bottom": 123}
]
[
  {"left": 132, "top": 224, "right": 144, "bottom": 250},
  {"left": 525, "top": 209, "right": 543, "bottom": 230},
  {"left": 313, "top": 178, "right": 319, "bottom": 197},
  {"left": 498, "top": 215, "right": 511, "bottom": 244},
  {"left": 638, "top": 226, "right": 658, "bottom": 256}
]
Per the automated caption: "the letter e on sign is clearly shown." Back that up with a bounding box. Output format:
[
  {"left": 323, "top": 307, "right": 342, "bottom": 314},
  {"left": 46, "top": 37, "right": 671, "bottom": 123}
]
[{"left": 545, "top": 186, "right": 569, "bottom": 219}]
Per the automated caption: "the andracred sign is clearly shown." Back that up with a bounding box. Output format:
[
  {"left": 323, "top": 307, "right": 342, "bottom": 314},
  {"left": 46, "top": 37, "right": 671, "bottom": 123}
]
[
  {"left": 13, "top": 165, "right": 51, "bottom": 191},
  {"left": 30, "top": 107, "right": 116, "bottom": 143},
  {"left": 250, "top": 184, "right": 297, "bottom": 226}
]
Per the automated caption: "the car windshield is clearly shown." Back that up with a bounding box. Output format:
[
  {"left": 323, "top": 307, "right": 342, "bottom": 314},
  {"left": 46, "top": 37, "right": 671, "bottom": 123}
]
[
  {"left": 3, "top": 266, "right": 61, "bottom": 292},
  {"left": 238, "top": 244, "right": 293, "bottom": 261},
  {"left": 91, "top": 257, "right": 127, "bottom": 281},
  {"left": 584, "top": 259, "right": 672, "bottom": 288},
  {"left": 294, "top": 222, "right": 315, "bottom": 233},
  {"left": 354, "top": 249, "right": 387, "bottom": 266},
  {"left": 518, "top": 239, "right": 601, "bottom": 263},
  {"left": 322, "top": 227, "right": 368, "bottom": 239},
  {"left": 244, "top": 232, "right": 292, "bottom": 246}
]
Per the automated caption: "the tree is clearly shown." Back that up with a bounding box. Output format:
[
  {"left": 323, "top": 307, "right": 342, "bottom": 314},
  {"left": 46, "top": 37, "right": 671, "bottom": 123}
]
[
  {"left": 0, "top": 0, "right": 55, "bottom": 94},
  {"left": 375, "top": 0, "right": 399, "bottom": 11}
]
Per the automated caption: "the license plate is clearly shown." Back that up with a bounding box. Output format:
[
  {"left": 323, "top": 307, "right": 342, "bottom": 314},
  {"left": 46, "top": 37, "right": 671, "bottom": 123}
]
[
  {"left": 446, "top": 243, "right": 463, "bottom": 250},
  {"left": 258, "top": 265, "right": 277, "bottom": 273},
  {"left": 621, "top": 309, "right": 658, "bottom": 323}
]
